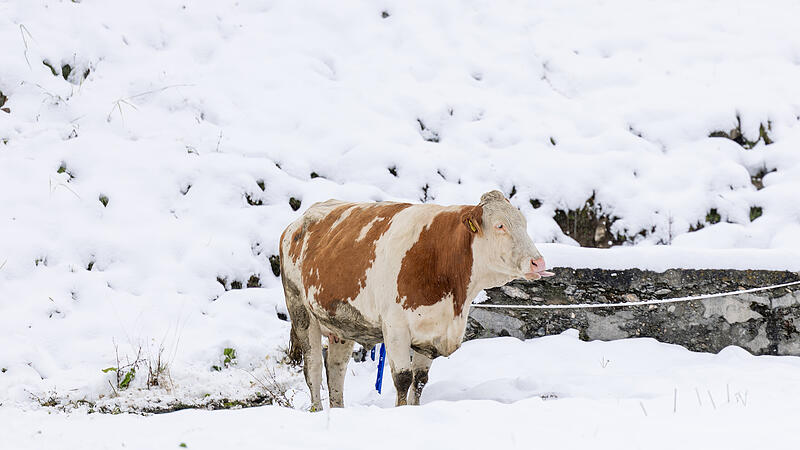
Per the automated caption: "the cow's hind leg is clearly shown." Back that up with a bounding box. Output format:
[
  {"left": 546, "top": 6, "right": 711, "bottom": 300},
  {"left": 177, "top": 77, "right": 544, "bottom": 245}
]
[
  {"left": 301, "top": 318, "right": 324, "bottom": 411},
  {"left": 324, "top": 336, "right": 354, "bottom": 408},
  {"left": 283, "top": 277, "right": 324, "bottom": 411},
  {"left": 407, "top": 350, "right": 433, "bottom": 406}
]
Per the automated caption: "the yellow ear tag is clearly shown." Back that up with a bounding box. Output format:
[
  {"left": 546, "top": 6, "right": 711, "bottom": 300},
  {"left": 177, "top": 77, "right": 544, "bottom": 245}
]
[{"left": 468, "top": 219, "right": 477, "bottom": 233}]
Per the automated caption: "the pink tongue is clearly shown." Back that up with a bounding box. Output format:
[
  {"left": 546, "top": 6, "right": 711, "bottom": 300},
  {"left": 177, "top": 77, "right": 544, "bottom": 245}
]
[{"left": 538, "top": 271, "right": 555, "bottom": 277}]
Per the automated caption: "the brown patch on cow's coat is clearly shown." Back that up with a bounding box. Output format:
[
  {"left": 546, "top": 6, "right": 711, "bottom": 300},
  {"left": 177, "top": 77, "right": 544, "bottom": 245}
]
[
  {"left": 287, "top": 226, "right": 306, "bottom": 262},
  {"left": 396, "top": 206, "right": 483, "bottom": 317},
  {"left": 297, "top": 202, "right": 412, "bottom": 313}
]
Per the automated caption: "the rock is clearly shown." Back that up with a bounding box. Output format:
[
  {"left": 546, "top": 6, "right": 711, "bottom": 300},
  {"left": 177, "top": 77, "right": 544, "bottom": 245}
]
[
  {"left": 553, "top": 193, "right": 626, "bottom": 248},
  {"left": 469, "top": 309, "right": 526, "bottom": 340},
  {"left": 466, "top": 268, "right": 800, "bottom": 356},
  {"left": 623, "top": 293, "right": 639, "bottom": 302},
  {"left": 500, "top": 285, "right": 529, "bottom": 299}
]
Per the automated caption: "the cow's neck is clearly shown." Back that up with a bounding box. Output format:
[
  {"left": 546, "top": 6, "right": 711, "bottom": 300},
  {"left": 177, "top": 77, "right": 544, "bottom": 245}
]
[
  {"left": 465, "top": 240, "right": 517, "bottom": 311},
  {"left": 467, "top": 270, "right": 514, "bottom": 303}
]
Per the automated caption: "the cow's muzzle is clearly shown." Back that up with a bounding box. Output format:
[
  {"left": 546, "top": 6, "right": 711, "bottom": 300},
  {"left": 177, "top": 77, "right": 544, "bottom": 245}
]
[{"left": 524, "top": 257, "right": 555, "bottom": 280}]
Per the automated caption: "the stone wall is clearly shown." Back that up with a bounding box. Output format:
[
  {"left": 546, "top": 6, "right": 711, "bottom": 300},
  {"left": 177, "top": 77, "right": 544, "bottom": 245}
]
[{"left": 466, "top": 268, "right": 800, "bottom": 356}]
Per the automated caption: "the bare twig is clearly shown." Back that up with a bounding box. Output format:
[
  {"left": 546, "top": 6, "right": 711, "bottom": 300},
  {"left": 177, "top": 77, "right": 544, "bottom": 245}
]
[
  {"left": 107, "top": 380, "right": 118, "bottom": 397},
  {"left": 113, "top": 341, "right": 121, "bottom": 388},
  {"left": 108, "top": 340, "right": 143, "bottom": 391},
  {"left": 673, "top": 387, "right": 677, "bottom": 414},
  {"left": 106, "top": 84, "right": 193, "bottom": 123},
  {"left": 106, "top": 98, "right": 137, "bottom": 124},
  {"left": 170, "top": 315, "right": 188, "bottom": 363},
  {"left": 50, "top": 177, "right": 81, "bottom": 199},
  {"left": 20, "top": 24, "right": 34, "bottom": 70},
  {"left": 707, "top": 390, "right": 716, "bottom": 410},
  {"left": 21, "top": 81, "right": 65, "bottom": 104},
  {"left": 241, "top": 367, "right": 295, "bottom": 408},
  {"left": 735, "top": 391, "right": 748, "bottom": 407},
  {"left": 146, "top": 344, "right": 168, "bottom": 389},
  {"left": 127, "top": 84, "right": 193, "bottom": 100}
]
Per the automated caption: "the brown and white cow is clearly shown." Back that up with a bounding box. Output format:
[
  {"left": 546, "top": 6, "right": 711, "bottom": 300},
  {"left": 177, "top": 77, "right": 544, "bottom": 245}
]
[{"left": 279, "top": 190, "right": 552, "bottom": 409}]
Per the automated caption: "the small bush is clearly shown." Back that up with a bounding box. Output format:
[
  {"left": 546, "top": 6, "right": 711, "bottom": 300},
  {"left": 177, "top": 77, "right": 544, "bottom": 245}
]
[
  {"left": 103, "top": 341, "right": 171, "bottom": 392},
  {"left": 705, "top": 209, "right": 721, "bottom": 224},
  {"left": 245, "top": 193, "right": 263, "bottom": 206},
  {"left": 212, "top": 347, "right": 237, "bottom": 371},
  {"left": 103, "top": 344, "right": 142, "bottom": 392},
  {"left": 416, "top": 118, "right": 440, "bottom": 143},
  {"left": 146, "top": 345, "right": 170, "bottom": 389},
  {"left": 0, "top": 90, "right": 8, "bottom": 114},
  {"left": 43, "top": 59, "right": 58, "bottom": 76},
  {"left": 709, "top": 116, "right": 772, "bottom": 149},
  {"left": 223, "top": 348, "right": 236, "bottom": 366},
  {"left": 247, "top": 275, "right": 261, "bottom": 288},
  {"left": 269, "top": 255, "right": 281, "bottom": 277},
  {"left": 245, "top": 366, "right": 295, "bottom": 408},
  {"left": 57, "top": 162, "right": 75, "bottom": 180},
  {"left": 553, "top": 193, "right": 625, "bottom": 248},
  {"left": 750, "top": 206, "right": 763, "bottom": 221}
]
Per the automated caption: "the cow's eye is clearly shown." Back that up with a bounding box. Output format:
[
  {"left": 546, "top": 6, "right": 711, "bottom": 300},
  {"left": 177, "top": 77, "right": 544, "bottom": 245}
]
[{"left": 496, "top": 224, "right": 504, "bottom": 230}]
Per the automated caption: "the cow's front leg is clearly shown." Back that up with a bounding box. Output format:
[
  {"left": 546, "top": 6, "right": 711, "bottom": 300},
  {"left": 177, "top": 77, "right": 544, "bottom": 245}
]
[
  {"left": 384, "top": 327, "right": 413, "bottom": 406},
  {"left": 407, "top": 350, "right": 432, "bottom": 406},
  {"left": 324, "top": 336, "right": 354, "bottom": 408}
]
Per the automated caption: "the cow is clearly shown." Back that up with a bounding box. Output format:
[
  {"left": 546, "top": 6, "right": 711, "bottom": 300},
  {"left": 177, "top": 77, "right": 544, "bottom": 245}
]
[{"left": 279, "top": 190, "right": 553, "bottom": 409}]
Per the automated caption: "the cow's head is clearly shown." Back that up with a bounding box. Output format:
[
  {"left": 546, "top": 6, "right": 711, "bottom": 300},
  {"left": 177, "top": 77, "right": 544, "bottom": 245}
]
[{"left": 463, "top": 190, "right": 554, "bottom": 282}]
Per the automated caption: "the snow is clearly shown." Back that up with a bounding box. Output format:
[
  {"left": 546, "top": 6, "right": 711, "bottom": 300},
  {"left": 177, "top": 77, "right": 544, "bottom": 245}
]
[
  {"left": 542, "top": 243, "right": 800, "bottom": 272},
  {"left": 4, "top": 332, "right": 800, "bottom": 449},
  {"left": 2, "top": 0, "right": 800, "bottom": 447}
]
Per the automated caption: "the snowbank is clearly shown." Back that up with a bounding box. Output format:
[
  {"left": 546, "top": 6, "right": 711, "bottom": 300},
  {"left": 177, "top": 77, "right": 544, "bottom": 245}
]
[{"left": 4, "top": 332, "right": 800, "bottom": 449}]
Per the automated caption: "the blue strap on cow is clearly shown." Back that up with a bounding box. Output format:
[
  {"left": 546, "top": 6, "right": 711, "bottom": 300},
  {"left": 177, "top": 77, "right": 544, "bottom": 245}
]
[
  {"left": 375, "top": 343, "right": 386, "bottom": 393},
  {"left": 370, "top": 346, "right": 376, "bottom": 361}
]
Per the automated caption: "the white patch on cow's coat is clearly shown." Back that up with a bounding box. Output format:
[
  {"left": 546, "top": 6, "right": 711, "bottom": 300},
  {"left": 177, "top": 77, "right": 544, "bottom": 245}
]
[
  {"left": 355, "top": 217, "right": 381, "bottom": 242},
  {"left": 329, "top": 202, "right": 357, "bottom": 230}
]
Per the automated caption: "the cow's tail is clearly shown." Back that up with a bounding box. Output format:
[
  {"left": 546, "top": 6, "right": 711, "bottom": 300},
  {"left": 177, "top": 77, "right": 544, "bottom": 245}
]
[
  {"left": 287, "top": 324, "right": 304, "bottom": 365},
  {"left": 279, "top": 234, "right": 305, "bottom": 366}
]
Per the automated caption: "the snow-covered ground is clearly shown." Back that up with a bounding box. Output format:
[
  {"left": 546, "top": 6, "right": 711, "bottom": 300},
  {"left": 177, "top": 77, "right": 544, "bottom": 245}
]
[
  {"left": 2, "top": 0, "right": 800, "bottom": 448},
  {"left": 4, "top": 332, "right": 800, "bottom": 449}
]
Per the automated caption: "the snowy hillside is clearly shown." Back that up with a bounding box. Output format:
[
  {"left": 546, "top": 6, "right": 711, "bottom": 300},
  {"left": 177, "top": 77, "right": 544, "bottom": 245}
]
[{"left": 2, "top": 0, "right": 800, "bottom": 447}]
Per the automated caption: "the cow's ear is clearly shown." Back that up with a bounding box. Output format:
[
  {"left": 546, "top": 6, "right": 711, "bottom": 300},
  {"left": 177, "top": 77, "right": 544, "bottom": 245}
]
[{"left": 461, "top": 207, "right": 483, "bottom": 235}]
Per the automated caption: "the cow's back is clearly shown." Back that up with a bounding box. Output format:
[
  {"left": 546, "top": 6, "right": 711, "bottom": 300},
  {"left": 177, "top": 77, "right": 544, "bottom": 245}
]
[{"left": 280, "top": 200, "right": 413, "bottom": 335}]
